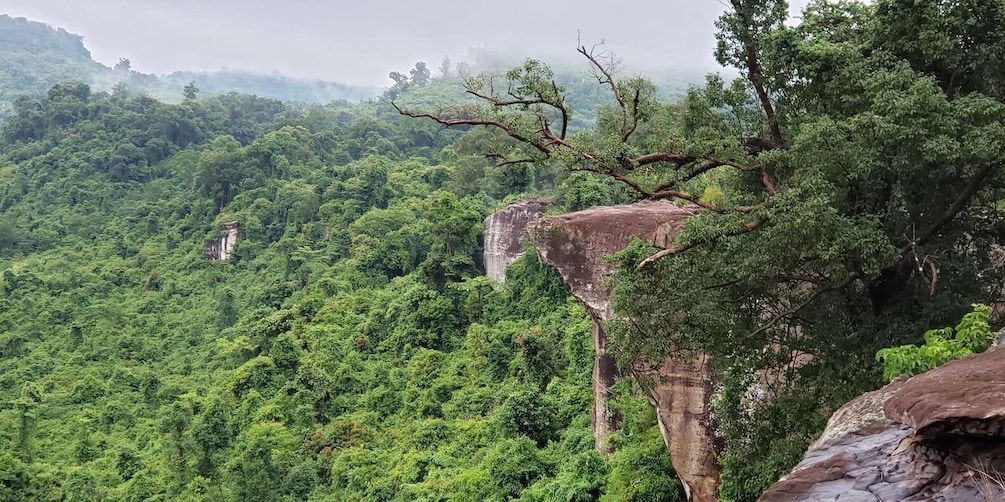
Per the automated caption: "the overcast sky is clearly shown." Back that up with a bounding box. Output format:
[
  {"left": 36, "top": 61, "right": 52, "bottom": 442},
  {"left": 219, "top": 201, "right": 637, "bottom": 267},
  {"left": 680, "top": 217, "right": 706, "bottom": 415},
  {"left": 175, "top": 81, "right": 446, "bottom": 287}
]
[{"left": 0, "top": 0, "right": 814, "bottom": 87}]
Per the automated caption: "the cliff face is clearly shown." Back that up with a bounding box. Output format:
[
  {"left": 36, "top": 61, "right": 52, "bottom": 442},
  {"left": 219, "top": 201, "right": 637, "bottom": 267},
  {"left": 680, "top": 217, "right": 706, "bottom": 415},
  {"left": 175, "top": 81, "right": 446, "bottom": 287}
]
[
  {"left": 528, "top": 201, "right": 721, "bottom": 501},
  {"left": 205, "top": 221, "right": 239, "bottom": 260},
  {"left": 762, "top": 347, "right": 1005, "bottom": 501},
  {"left": 483, "top": 197, "right": 552, "bottom": 282}
]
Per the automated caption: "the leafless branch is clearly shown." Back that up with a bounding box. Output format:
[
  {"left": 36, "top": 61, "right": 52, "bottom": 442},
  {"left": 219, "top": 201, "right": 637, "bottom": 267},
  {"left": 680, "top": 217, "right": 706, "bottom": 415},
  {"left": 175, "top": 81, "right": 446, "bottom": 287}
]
[
  {"left": 578, "top": 40, "right": 637, "bottom": 143},
  {"left": 743, "top": 274, "right": 858, "bottom": 341},
  {"left": 390, "top": 101, "right": 551, "bottom": 155}
]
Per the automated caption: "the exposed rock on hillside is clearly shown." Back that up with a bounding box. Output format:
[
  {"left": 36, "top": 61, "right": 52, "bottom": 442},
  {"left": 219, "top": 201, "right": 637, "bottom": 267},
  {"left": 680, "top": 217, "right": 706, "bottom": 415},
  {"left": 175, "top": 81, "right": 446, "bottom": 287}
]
[
  {"left": 483, "top": 197, "right": 552, "bottom": 282},
  {"left": 528, "top": 201, "right": 722, "bottom": 501},
  {"left": 205, "top": 221, "right": 239, "bottom": 260},
  {"left": 761, "top": 347, "right": 1005, "bottom": 501}
]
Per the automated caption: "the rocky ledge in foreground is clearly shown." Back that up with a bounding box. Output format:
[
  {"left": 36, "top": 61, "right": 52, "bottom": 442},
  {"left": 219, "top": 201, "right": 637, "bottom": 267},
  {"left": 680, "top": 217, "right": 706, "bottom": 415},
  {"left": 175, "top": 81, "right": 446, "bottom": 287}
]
[{"left": 761, "top": 347, "right": 1005, "bottom": 501}]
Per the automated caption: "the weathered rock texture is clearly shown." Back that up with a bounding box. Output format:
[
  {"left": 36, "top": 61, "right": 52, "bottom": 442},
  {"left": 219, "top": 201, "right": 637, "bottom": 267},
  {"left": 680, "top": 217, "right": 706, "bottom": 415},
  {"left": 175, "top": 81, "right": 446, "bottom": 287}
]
[
  {"left": 483, "top": 197, "right": 552, "bottom": 282},
  {"left": 205, "top": 220, "right": 239, "bottom": 260},
  {"left": 528, "top": 201, "right": 722, "bottom": 501},
  {"left": 761, "top": 347, "right": 1005, "bottom": 501}
]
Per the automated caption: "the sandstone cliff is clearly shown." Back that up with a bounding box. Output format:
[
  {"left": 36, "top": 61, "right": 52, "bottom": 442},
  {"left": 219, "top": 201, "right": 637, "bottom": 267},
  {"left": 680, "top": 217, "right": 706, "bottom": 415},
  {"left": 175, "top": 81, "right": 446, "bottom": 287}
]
[
  {"left": 205, "top": 220, "right": 239, "bottom": 260},
  {"left": 761, "top": 347, "right": 1005, "bottom": 501},
  {"left": 483, "top": 197, "right": 552, "bottom": 282},
  {"left": 527, "top": 201, "right": 722, "bottom": 501}
]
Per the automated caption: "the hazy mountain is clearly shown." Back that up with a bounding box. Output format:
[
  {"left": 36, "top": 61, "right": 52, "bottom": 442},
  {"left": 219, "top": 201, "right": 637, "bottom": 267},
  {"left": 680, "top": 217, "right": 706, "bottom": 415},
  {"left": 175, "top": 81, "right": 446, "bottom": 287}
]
[{"left": 0, "top": 14, "right": 377, "bottom": 120}]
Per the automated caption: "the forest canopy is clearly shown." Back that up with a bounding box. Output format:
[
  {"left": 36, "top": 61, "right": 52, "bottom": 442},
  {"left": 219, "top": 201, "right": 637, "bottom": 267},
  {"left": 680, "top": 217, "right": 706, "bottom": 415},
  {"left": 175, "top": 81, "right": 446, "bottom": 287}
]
[
  {"left": 0, "top": 29, "right": 679, "bottom": 502},
  {"left": 396, "top": 0, "right": 1005, "bottom": 498},
  {"left": 1, "top": 0, "right": 1003, "bottom": 500}
]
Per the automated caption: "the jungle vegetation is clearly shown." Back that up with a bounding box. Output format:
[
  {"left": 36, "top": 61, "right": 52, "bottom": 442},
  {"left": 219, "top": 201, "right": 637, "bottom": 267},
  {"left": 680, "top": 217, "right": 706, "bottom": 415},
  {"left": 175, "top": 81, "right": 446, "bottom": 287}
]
[
  {"left": 0, "top": 20, "right": 679, "bottom": 501},
  {"left": 396, "top": 0, "right": 1005, "bottom": 499},
  {"left": 3, "top": 0, "right": 1005, "bottom": 500}
]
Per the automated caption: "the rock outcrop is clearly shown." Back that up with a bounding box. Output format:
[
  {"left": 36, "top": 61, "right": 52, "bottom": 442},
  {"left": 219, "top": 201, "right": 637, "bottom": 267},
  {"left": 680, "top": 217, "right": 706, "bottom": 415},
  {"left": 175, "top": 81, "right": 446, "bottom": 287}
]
[
  {"left": 205, "top": 220, "right": 239, "bottom": 260},
  {"left": 528, "top": 201, "right": 722, "bottom": 501},
  {"left": 483, "top": 197, "right": 552, "bottom": 282},
  {"left": 761, "top": 347, "right": 1005, "bottom": 501}
]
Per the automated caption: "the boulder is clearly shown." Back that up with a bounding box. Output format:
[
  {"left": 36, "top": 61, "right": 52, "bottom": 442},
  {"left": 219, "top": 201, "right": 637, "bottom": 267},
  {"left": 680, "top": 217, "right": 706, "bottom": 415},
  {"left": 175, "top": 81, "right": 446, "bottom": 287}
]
[
  {"left": 884, "top": 347, "right": 1005, "bottom": 437},
  {"left": 761, "top": 348, "right": 1005, "bottom": 501},
  {"left": 528, "top": 201, "right": 721, "bottom": 501}
]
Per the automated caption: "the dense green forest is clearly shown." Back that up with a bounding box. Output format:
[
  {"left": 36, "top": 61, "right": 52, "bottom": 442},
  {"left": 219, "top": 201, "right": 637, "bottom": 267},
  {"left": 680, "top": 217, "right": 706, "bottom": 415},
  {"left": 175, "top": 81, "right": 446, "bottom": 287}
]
[
  {"left": 3, "top": 0, "right": 1005, "bottom": 500},
  {"left": 0, "top": 15, "right": 106, "bottom": 119},
  {"left": 394, "top": 0, "right": 1005, "bottom": 499},
  {"left": 0, "top": 58, "right": 676, "bottom": 500}
]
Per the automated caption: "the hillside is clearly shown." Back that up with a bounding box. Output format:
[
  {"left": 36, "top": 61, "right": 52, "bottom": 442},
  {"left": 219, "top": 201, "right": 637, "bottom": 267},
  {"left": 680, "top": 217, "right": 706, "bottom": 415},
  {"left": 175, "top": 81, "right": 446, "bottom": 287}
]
[
  {"left": 4, "top": 1, "right": 1003, "bottom": 500},
  {"left": 0, "top": 14, "right": 376, "bottom": 121},
  {"left": 0, "top": 78, "right": 679, "bottom": 500},
  {"left": 0, "top": 15, "right": 106, "bottom": 118}
]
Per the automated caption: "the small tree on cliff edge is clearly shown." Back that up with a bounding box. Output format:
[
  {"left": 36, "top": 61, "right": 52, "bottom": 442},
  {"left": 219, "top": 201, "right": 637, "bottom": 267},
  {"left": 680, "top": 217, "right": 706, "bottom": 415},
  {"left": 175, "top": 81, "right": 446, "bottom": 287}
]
[{"left": 396, "top": 0, "right": 1005, "bottom": 497}]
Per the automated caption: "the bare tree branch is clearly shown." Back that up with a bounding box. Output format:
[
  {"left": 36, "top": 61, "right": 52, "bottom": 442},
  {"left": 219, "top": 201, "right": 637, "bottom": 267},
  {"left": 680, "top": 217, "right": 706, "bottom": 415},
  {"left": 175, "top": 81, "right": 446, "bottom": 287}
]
[
  {"left": 578, "top": 41, "right": 639, "bottom": 143},
  {"left": 465, "top": 85, "right": 570, "bottom": 142},
  {"left": 390, "top": 101, "right": 551, "bottom": 155},
  {"left": 916, "top": 162, "right": 996, "bottom": 246},
  {"left": 743, "top": 274, "right": 859, "bottom": 341}
]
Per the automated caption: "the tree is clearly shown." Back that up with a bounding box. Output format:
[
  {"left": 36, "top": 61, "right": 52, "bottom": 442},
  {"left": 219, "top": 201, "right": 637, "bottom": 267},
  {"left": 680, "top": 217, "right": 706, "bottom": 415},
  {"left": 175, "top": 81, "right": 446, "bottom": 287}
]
[
  {"left": 385, "top": 71, "right": 410, "bottom": 99},
  {"left": 195, "top": 135, "right": 243, "bottom": 209},
  {"left": 114, "top": 57, "right": 132, "bottom": 73},
  {"left": 14, "top": 382, "right": 43, "bottom": 462},
  {"left": 438, "top": 56, "right": 452, "bottom": 78},
  {"left": 419, "top": 191, "right": 483, "bottom": 286},
  {"left": 192, "top": 395, "right": 235, "bottom": 478},
  {"left": 396, "top": 0, "right": 1005, "bottom": 496},
  {"left": 409, "top": 61, "right": 430, "bottom": 86},
  {"left": 183, "top": 81, "right": 199, "bottom": 101},
  {"left": 227, "top": 422, "right": 296, "bottom": 501},
  {"left": 388, "top": 71, "right": 408, "bottom": 88}
]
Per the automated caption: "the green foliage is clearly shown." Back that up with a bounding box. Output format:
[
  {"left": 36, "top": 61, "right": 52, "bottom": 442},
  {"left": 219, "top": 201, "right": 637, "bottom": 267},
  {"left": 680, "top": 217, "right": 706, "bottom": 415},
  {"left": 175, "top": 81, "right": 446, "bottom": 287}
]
[
  {"left": 876, "top": 304, "right": 994, "bottom": 382},
  {"left": 601, "top": 380, "right": 686, "bottom": 502},
  {"left": 485, "top": 437, "right": 548, "bottom": 498},
  {"left": 0, "top": 15, "right": 105, "bottom": 122},
  {"left": 713, "top": 380, "right": 828, "bottom": 502},
  {"left": 390, "top": 1, "right": 1005, "bottom": 500},
  {"left": 591, "top": 2, "right": 1005, "bottom": 497},
  {"left": 0, "top": 66, "right": 651, "bottom": 500}
]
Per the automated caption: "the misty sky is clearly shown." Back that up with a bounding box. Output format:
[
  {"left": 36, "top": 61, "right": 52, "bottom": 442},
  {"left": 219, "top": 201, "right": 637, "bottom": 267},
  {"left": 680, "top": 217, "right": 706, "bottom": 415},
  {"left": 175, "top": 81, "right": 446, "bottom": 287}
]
[{"left": 0, "top": 0, "right": 814, "bottom": 87}]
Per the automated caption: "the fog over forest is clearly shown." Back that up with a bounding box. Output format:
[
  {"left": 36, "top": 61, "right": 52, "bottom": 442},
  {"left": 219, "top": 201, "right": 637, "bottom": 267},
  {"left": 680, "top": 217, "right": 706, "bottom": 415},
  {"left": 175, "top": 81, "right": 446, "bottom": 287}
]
[{"left": 0, "top": 0, "right": 813, "bottom": 85}]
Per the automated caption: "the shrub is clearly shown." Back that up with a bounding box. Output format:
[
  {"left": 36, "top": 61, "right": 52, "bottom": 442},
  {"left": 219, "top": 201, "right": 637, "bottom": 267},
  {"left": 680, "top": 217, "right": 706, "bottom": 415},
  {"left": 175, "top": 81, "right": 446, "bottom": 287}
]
[{"left": 876, "top": 304, "right": 993, "bottom": 382}]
